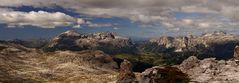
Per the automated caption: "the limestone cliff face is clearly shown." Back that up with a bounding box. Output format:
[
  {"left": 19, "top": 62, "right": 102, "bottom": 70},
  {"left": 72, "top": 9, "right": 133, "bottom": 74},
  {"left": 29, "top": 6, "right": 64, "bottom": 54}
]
[
  {"left": 150, "top": 31, "right": 239, "bottom": 59},
  {"left": 150, "top": 36, "right": 188, "bottom": 52}
]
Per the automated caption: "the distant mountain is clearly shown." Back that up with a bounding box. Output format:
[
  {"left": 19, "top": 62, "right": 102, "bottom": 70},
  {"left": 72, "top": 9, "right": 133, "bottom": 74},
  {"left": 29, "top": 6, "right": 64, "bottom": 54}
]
[
  {"left": 0, "top": 40, "right": 32, "bottom": 53},
  {"left": 8, "top": 38, "right": 48, "bottom": 48},
  {"left": 43, "top": 30, "right": 134, "bottom": 54},
  {"left": 43, "top": 30, "right": 239, "bottom": 59},
  {"left": 148, "top": 31, "right": 239, "bottom": 59}
]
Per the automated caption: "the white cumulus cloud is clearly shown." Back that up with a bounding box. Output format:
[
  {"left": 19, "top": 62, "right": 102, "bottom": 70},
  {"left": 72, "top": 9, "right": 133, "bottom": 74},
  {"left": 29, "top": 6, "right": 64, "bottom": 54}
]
[
  {"left": 1, "top": 0, "right": 239, "bottom": 33},
  {"left": 0, "top": 11, "right": 84, "bottom": 28}
]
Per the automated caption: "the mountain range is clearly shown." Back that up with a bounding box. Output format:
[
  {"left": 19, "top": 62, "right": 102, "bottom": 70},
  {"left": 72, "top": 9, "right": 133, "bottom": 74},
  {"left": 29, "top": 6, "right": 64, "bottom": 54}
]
[
  {"left": 149, "top": 31, "right": 239, "bottom": 59},
  {"left": 40, "top": 30, "right": 239, "bottom": 59},
  {"left": 1, "top": 30, "right": 239, "bottom": 82}
]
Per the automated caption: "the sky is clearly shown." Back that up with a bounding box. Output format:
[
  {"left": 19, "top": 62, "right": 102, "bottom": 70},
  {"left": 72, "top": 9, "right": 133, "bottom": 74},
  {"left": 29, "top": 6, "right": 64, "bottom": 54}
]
[{"left": 0, "top": 0, "right": 239, "bottom": 40}]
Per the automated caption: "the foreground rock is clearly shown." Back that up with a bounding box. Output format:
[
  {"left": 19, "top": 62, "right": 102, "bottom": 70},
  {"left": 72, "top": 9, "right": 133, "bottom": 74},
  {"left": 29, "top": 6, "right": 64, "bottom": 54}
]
[
  {"left": 234, "top": 45, "right": 239, "bottom": 59},
  {"left": 136, "top": 66, "right": 189, "bottom": 83},
  {"left": 116, "top": 60, "right": 189, "bottom": 83},
  {"left": 116, "top": 60, "right": 137, "bottom": 83},
  {"left": 176, "top": 56, "right": 239, "bottom": 83}
]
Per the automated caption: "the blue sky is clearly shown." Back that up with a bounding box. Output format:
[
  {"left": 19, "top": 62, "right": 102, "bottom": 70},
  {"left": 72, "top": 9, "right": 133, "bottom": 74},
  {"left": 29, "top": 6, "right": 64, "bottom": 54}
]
[
  {"left": 0, "top": 0, "right": 239, "bottom": 40},
  {"left": 0, "top": 12, "right": 164, "bottom": 40},
  {"left": 0, "top": 5, "right": 167, "bottom": 40}
]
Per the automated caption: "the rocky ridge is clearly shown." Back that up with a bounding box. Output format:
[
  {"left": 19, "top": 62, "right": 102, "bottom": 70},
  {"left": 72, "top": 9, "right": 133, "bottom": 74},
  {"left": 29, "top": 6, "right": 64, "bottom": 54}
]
[
  {"left": 176, "top": 56, "right": 239, "bottom": 83},
  {"left": 234, "top": 45, "right": 239, "bottom": 59}
]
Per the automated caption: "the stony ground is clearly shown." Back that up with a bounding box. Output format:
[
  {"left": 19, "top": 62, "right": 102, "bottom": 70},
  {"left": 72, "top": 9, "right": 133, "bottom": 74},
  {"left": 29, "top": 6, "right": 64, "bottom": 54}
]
[
  {"left": 176, "top": 56, "right": 239, "bottom": 83},
  {"left": 0, "top": 43, "right": 118, "bottom": 83}
]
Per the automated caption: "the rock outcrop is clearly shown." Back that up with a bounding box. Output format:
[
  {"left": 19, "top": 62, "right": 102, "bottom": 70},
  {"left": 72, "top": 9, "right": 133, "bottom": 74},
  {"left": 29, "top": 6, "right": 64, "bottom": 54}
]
[
  {"left": 136, "top": 66, "right": 189, "bottom": 83},
  {"left": 116, "top": 59, "right": 137, "bottom": 83},
  {"left": 116, "top": 60, "right": 189, "bottom": 83},
  {"left": 234, "top": 45, "right": 239, "bottom": 59},
  {"left": 176, "top": 56, "right": 239, "bottom": 83}
]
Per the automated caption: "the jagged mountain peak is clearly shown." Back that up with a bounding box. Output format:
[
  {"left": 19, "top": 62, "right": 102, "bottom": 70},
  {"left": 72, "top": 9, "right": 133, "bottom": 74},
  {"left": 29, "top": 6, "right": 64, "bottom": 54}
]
[
  {"left": 92, "top": 32, "right": 116, "bottom": 39},
  {"left": 60, "top": 30, "right": 81, "bottom": 37},
  {"left": 93, "top": 32, "right": 115, "bottom": 35},
  {"left": 44, "top": 30, "right": 133, "bottom": 54},
  {"left": 149, "top": 32, "right": 239, "bottom": 59},
  {"left": 201, "top": 31, "right": 228, "bottom": 37}
]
